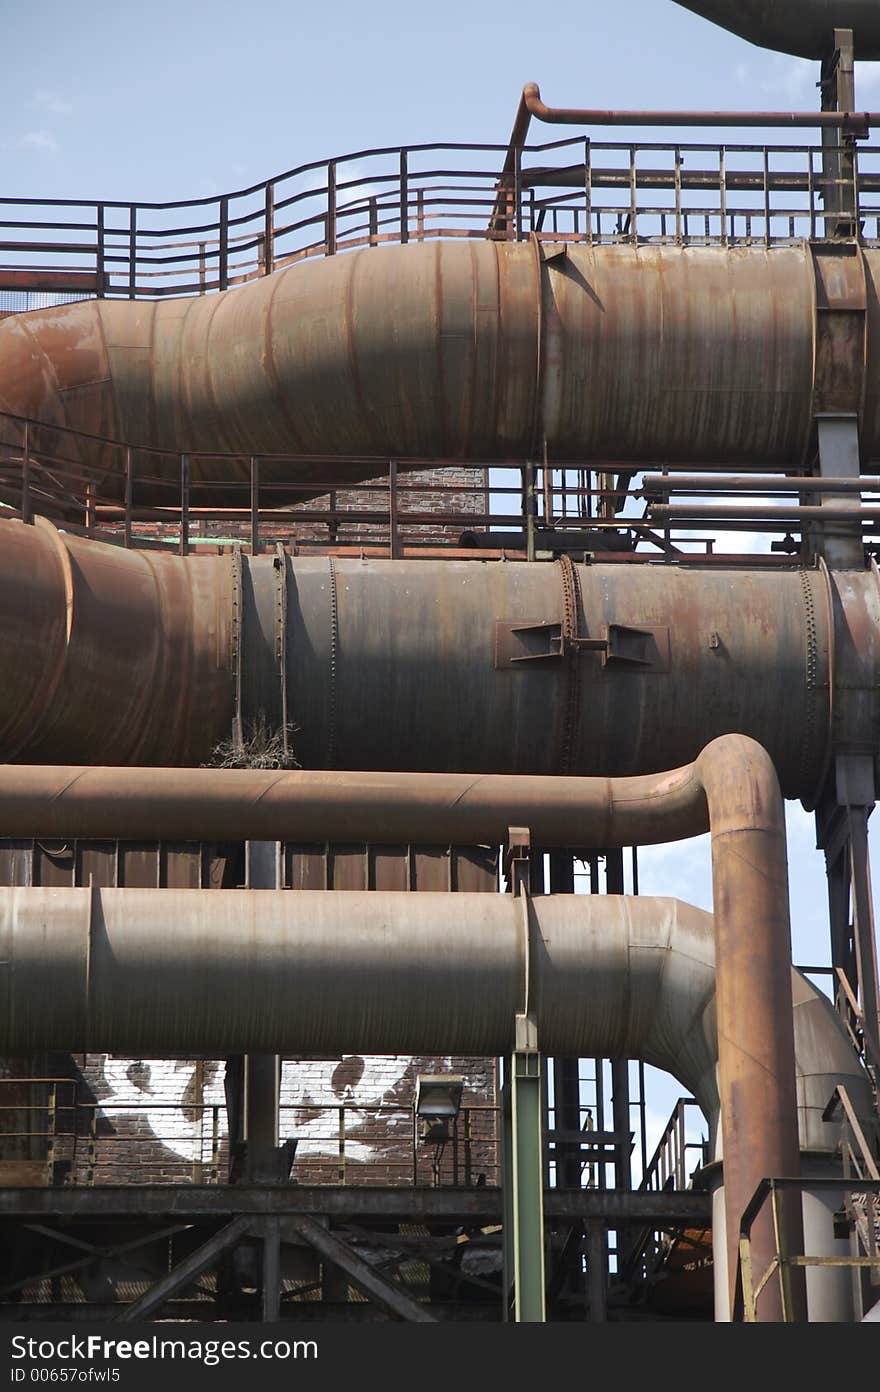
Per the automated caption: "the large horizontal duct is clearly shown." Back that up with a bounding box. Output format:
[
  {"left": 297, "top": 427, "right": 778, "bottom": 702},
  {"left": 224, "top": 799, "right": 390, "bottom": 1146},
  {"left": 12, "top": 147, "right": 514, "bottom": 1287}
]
[
  {"left": 2, "top": 240, "right": 879, "bottom": 501},
  {"left": 0, "top": 885, "right": 867, "bottom": 1142},
  {"left": 4, "top": 517, "right": 879, "bottom": 798},
  {"left": 0, "top": 881, "right": 869, "bottom": 1320},
  {"left": 673, "top": 1, "right": 880, "bottom": 60}
]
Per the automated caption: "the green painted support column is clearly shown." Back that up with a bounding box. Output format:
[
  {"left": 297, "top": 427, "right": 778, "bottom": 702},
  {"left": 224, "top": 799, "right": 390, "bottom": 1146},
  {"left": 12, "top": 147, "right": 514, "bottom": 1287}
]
[
  {"left": 501, "top": 1074, "right": 513, "bottom": 1322},
  {"left": 500, "top": 848, "right": 546, "bottom": 1322},
  {"left": 504, "top": 1014, "right": 546, "bottom": 1323}
]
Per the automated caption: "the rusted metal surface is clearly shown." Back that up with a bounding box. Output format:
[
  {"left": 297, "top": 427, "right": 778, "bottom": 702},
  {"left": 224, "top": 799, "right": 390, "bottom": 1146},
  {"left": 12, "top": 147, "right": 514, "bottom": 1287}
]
[
  {"left": 695, "top": 738, "right": 805, "bottom": 1320},
  {"left": 673, "top": 1, "right": 880, "bottom": 61},
  {"left": 7, "top": 243, "right": 880, "bottom": 502},
  {"left": 0, "top": 517, "right": 231, "bottom": 766},
  {"left": 282, "top": 554, "right": 841, "bottom": 794},
  {"left": 812, "top": 242, "right": 867, "bottom": 420},
  {"left": 7, "top": 518, "right": 880, "bottom": 794}
]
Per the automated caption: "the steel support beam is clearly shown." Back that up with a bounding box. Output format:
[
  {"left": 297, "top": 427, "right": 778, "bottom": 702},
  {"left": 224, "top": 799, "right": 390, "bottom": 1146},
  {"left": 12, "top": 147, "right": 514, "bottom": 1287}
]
[
  {"left": 818, "top": 754, "right": 880, "bottom": 1074},
  {"left": 114, "top": 1216, "right": 253, "bottom": 1323},
  {"left": 506, "top": 1021, "right": 546, "bottom": 1323},
  {"left": 0, "top": 1183, "right": 714, "bottom": 1224},
  {"left": 286, "top": 1214, "right": 436, "bottom": 1323}
]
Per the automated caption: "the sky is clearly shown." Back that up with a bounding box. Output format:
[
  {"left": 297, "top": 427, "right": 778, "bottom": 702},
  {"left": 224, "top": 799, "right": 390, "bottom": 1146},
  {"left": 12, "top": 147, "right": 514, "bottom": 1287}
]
[
  {"left": 6, "top": 0, "right": 878, "bottom": 1162},
  {"left": 7, "top": 0, "right": 880, "bottom": 202}
]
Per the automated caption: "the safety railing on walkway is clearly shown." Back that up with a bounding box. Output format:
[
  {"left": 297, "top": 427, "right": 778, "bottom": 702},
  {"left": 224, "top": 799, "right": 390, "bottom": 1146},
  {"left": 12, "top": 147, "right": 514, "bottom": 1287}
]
[
  {"left": 619, "top": 1097, "right": 708, "bottom": 1287},
  {"left": 7, "top": 407, "right": 880, "bottom": 562},
  {"left": 0, "top": 1077, "right": 499, "bottom": 1189},
  {"left": 735, "top": 1175, "right": 880, "bottom": 1320},
  {"left": 2, "top": 132, "right": 880, "bottom": 302}
]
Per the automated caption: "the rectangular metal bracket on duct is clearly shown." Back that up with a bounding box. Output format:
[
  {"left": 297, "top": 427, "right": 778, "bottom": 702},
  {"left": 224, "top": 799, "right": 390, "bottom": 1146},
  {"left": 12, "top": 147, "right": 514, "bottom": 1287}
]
[
  {"left": 810, "top": 242, "right": 867, "bottom": 421},
  {"left": 494, "top": 619, "right": 669, "bottom": 671}
]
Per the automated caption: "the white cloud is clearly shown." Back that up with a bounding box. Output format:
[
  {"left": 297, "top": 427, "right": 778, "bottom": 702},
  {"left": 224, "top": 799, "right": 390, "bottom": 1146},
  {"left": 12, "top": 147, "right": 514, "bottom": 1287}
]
[
  {"left": 19, "top": 130, "right": 58, "bottom": 151},
  {"left": 31, "top": 88, "right": 72, "bottom": 115}
]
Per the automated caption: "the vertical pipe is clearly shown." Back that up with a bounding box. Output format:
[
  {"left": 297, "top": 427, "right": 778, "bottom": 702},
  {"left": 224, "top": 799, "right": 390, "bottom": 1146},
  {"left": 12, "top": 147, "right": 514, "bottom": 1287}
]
[{"left": 696, "top": 739, "right": 805, "bottom": 1321}]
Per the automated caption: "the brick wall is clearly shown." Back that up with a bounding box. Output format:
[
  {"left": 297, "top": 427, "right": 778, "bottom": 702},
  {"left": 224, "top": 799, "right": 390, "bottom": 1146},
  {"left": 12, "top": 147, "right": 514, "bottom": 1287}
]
[
  {"left": 31, "top": 1052, "right": 498, "bottom": 1189},
  {"left": 131, "top": 466, "right": 489, "bottom": 551}
]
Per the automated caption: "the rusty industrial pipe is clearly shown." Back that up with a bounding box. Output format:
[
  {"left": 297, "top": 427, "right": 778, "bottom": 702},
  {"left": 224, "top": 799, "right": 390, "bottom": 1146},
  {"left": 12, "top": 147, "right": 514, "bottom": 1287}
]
[
  {"left": 6, "top": 238, "right": 880, "bottom": 502},
  {"left": 0, "top": 734, "right": 803, "bottom": 1317},
  {"left": 5, "top": 517, "right": 880, "bottom": 800},
  {"left": 0, "top": 517, "right": 230, "bottom": 767},
  {"left": 519, "top": 80, "right": 874, "bottom": 129}
]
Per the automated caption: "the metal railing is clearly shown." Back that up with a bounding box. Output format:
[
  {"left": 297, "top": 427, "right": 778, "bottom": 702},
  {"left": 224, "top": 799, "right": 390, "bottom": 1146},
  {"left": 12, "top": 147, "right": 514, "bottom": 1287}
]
[
  {"left": 0, "top": 1077, "right": 499, "bottom": 1189},
  {"left": 640, "top": 1098, "right": 707, "bottom": 1196},
  {"left": 10, "top": 408, "right": 879, "bottom": 561},
  {"left": 2, "top": 133, "right": 880, "bottom": 301},
  {"left": 735, "top": 1175, "right": 880, "bottom": 1321},
  {"left": 619, "top": 1097, "right": 708, "bottom": 1287}
]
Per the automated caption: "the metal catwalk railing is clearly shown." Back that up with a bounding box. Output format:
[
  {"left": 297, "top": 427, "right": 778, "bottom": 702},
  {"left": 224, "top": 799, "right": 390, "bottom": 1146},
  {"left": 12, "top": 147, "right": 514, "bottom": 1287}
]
[
  {"left": 0, "top": 1078, "right": 500, "bottom": 1190},
  {"left": 6, "top": 409, "right": 880, "bottom": 560},
  {"left": 2, "top": 133, "right": 880, "bottom": 300}
]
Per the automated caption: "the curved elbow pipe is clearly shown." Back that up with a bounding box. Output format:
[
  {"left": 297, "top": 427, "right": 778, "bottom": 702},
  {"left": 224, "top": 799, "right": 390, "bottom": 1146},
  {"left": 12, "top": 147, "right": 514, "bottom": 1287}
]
[
  {"left": 672, "top": 1, "right": 880, "bottom": 61},
  {"left": 4, "top": 239, "right": 880, "bottom": 502},
  {"left": 0, "top": 732, "right": 804, "bottom": 1317}
]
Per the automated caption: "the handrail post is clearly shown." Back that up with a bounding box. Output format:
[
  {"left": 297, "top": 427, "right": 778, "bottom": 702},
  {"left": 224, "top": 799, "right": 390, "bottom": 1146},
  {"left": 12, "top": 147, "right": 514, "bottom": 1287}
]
[
  {"left": 327, "top": 162, "right": 337, "bottom": 256},
  {"left": 400, "top": 150, "right": 409, "bottom": 244},
  {"left": 514, "top": 144, "right": 523, "bottom": 242},
  {"left": 218, "top": 197, "right": 229, "bottom": 291},
  {"left": 96, "top": 204, "right": 105, "bottom": 298},
  {"left": 128, "top": 205, "right": 137, "bottom": 300},
  {"left": 264, "top": 181, "right": 275, "bottom": 276}
]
